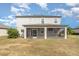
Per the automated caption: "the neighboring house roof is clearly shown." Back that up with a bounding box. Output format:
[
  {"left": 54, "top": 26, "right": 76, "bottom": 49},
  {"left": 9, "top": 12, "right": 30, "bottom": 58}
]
[
  {"left": 16, "top": 16, "right": 61, "bottom": 18},
  {"left": 23, "top": 24, "right": 67, "bottom": 28},
  {"left": 0, "top": 24, "right": 9, "bottom": 29},
  {"left": 73, "top": 28, "right": 79, "bottom": 33}
]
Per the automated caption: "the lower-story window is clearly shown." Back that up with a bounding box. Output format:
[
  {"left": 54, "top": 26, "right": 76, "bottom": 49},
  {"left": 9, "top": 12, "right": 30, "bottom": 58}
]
[
  {"left": 41, "top": 30, "right": 44, "bottom": 33},
  {"left": 48, "top": 28, "right": 53, "bottom": 32}
]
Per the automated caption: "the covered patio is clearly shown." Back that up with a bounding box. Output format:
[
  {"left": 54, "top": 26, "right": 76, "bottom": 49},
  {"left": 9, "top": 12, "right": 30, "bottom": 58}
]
[{"left": 22, "top": 24, "right": 67, "bottom": 39}]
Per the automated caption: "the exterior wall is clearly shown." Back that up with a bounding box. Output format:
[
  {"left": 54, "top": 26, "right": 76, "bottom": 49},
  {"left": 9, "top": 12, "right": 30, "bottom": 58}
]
[
  {"left": 0, "top": 29, "right": 8, "bottom": 36},
  {"left": 16, "top": 17, "right": 61, "bottom": 36},
  {"left": 16, "top": 27, "right": 24, "bottom": 37},
  {"left": 16, "top": 17, "right": 61, "bottom": 27}
]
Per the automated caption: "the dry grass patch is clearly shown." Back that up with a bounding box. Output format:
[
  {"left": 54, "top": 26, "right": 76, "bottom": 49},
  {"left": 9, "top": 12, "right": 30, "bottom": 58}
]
[{"left": 0, "top": 35, "right": 78, "bottom": 55}]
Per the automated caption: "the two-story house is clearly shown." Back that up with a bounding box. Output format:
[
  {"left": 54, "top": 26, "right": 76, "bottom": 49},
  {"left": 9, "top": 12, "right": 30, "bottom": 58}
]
[{"left": 16, "top": 16, "right": 67, "bottom": 39}]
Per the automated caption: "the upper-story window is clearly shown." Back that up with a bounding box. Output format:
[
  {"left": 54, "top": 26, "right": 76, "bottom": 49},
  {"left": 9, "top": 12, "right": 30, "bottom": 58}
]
[
  {"left": 41, "top": 19, "right": 44, "bottom": 24},
  {"left": 54, "top": 18, "right": 58, "bottom": 23}
]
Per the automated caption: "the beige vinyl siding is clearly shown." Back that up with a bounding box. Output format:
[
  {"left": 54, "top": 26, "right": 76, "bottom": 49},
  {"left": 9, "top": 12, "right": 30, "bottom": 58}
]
[
  {"left": 16, "top": 16, "right": 61, "bottom": 36},
  {"left": 16, "top": 17, "right": 61, "bottom": 28},
  {"left": 0, "top": 29, "right": 8, "bottom": 36}
]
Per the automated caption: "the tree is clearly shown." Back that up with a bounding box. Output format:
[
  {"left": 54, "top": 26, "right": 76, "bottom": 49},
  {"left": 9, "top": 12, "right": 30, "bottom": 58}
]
[
  {"left": 7, "top": 28, "right": 19, "bottom": 38},
  {"left": 67, "top": 27, "right": 75, "bottom": 35}
]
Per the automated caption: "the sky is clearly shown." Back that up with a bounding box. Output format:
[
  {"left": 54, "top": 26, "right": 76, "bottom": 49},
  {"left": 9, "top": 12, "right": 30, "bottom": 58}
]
[{"left": 0, "top": 3, "right": 79, "bottom": 28}]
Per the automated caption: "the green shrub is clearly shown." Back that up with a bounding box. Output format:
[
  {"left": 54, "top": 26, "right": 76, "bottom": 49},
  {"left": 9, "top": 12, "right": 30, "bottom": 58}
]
[
  {"left": 7, "top": 28, "right": 19, "bottom": 38},
  {"left": 67, "top": 27, "right": 75, "bottom": 35}
]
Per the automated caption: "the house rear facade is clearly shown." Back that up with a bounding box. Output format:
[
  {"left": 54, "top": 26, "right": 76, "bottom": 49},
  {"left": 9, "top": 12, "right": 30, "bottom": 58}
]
[{"left": 16, "top": 16, "right": 67, "bottom": 39}]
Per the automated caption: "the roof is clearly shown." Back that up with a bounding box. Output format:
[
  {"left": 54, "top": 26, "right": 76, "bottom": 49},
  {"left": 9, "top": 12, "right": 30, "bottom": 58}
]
[
  {"left": 23, "top": 24, "right": 67, "bottom": 28},
  {"left": 73, "top": 28, "right": 79, "bottom": 33},
  {"left": 16, "top": 16, "right": 61, "bottom": 18},
  {"left": 74, "top": 28, "right": 79, "bottom": 29},
  {"left": 0, "top": 24, "right": 9, "bottom": 29}
]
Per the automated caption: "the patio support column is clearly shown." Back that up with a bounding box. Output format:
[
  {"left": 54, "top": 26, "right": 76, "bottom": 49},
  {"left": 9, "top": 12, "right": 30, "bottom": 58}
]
[
  {"left": 44, "top": 27, "right": 47, "bottom": 39},
  {"left": 24, "top": 27, "right": 27, "bottom": 39},
  {"left": 64, "top": 27, "right": 67, "bottom": 39}
]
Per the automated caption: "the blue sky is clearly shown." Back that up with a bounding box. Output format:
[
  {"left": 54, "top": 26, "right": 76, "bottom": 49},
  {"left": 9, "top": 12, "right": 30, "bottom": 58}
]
[{"left": 0, "top": 3, "right": 79, "bottom": 28}]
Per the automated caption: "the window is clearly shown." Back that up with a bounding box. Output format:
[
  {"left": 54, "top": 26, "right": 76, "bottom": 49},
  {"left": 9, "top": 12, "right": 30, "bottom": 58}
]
[
  {"left": 21, "top": 29, "right": 24, "bottom": 32},
  {"left": 48, "top": 28, "right": 53, "bottom": 32},
  {"left": 41, "top": 30, "right": 44, "bottom": 33},
  {"left": 54, "top": 19, "right": 58, "bottom": 23},
  {"left": 41, "top": 19, "right": 44, "bottom": 24}
]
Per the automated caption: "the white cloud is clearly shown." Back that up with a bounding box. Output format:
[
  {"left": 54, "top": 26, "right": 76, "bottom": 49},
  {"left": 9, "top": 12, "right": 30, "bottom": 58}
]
[
  {"left": 8, "top": 15, "right": 13, "bottom": 19},
  {"left": 16, "top": 12, "right": 22, "bottom": 16},
  {"left": 2, "top": 19, "right": 16, "bottom": 27},
  {"left": 0, "top": 19, "right": 10, "bottom": 23},
  {"left": 51, "top": 6, "right": 79, "bottom": 17},
  {"left": 75, "top": 15, "right": 79, "bottom": 20},
  {"left": 71, "top": 7, "right": 79, "bottom": 13},
  {"left": 8, "top": 15, "right": 14, "bottom": 19},
  {"left": 11, "top": 6, "right": 26, "bottom": 16},
  {"left": 65, "top": 3, "right": 79, "bottom": 7},
  {"left": 1, "top": 15, "right": 14, "bottom": 21},
  {"left": 13, "top": 3, "right": 30, "bottom": 12},
  {"left": 0, "top": 19, "right": 7, "bottom": 22},
  {"left": 7, "top": 16, "right": 16, "bottom": 26},
  {"left": 5, "top": 19, "right": 16, "bottom": 27},
  {"left": 27, "top": 13, "right": 32, "bottom": 16},
  {"left": 4, "top": 22, "right": 10, "bottom": 26},
  {"left": 20, "top": 8, "right": 25, "bottom": 12},
  {"left": 11, "top": 3, "right": 31, "bottom": 16},
  {"left": 10, "top": 19, "right": 16, "bottom": 24},
  {"left": 51, "top": 7, "right": 79, "bottom": 18},
  {"left": 0, "top": 14, "right": 16, "bottom": 27},
  {"left": 11, "top": 6, "right": 20, "bottom": 14},
  {"left": 51, "top": 8, "right": 72, "bottom": 17},
  {"left": 14, "top": 3, "right": 30, "bottom": 10},
  {"left": 36, "top": 3, "right": 48, "bottom": 10}
]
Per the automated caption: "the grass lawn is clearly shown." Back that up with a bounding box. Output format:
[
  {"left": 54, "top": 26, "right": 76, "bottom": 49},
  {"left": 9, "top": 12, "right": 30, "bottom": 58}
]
[{"left": 0, "top": 35, "right": 79, "bottom": 56}]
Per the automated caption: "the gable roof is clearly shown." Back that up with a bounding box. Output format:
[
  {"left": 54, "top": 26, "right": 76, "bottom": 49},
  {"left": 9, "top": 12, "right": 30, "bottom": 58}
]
[
  {"left": 0, "top": 24, "right": 9, "bottom": 29},
  {"left": 16, "top": 16, "right": 61, "bottom": 18}
]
